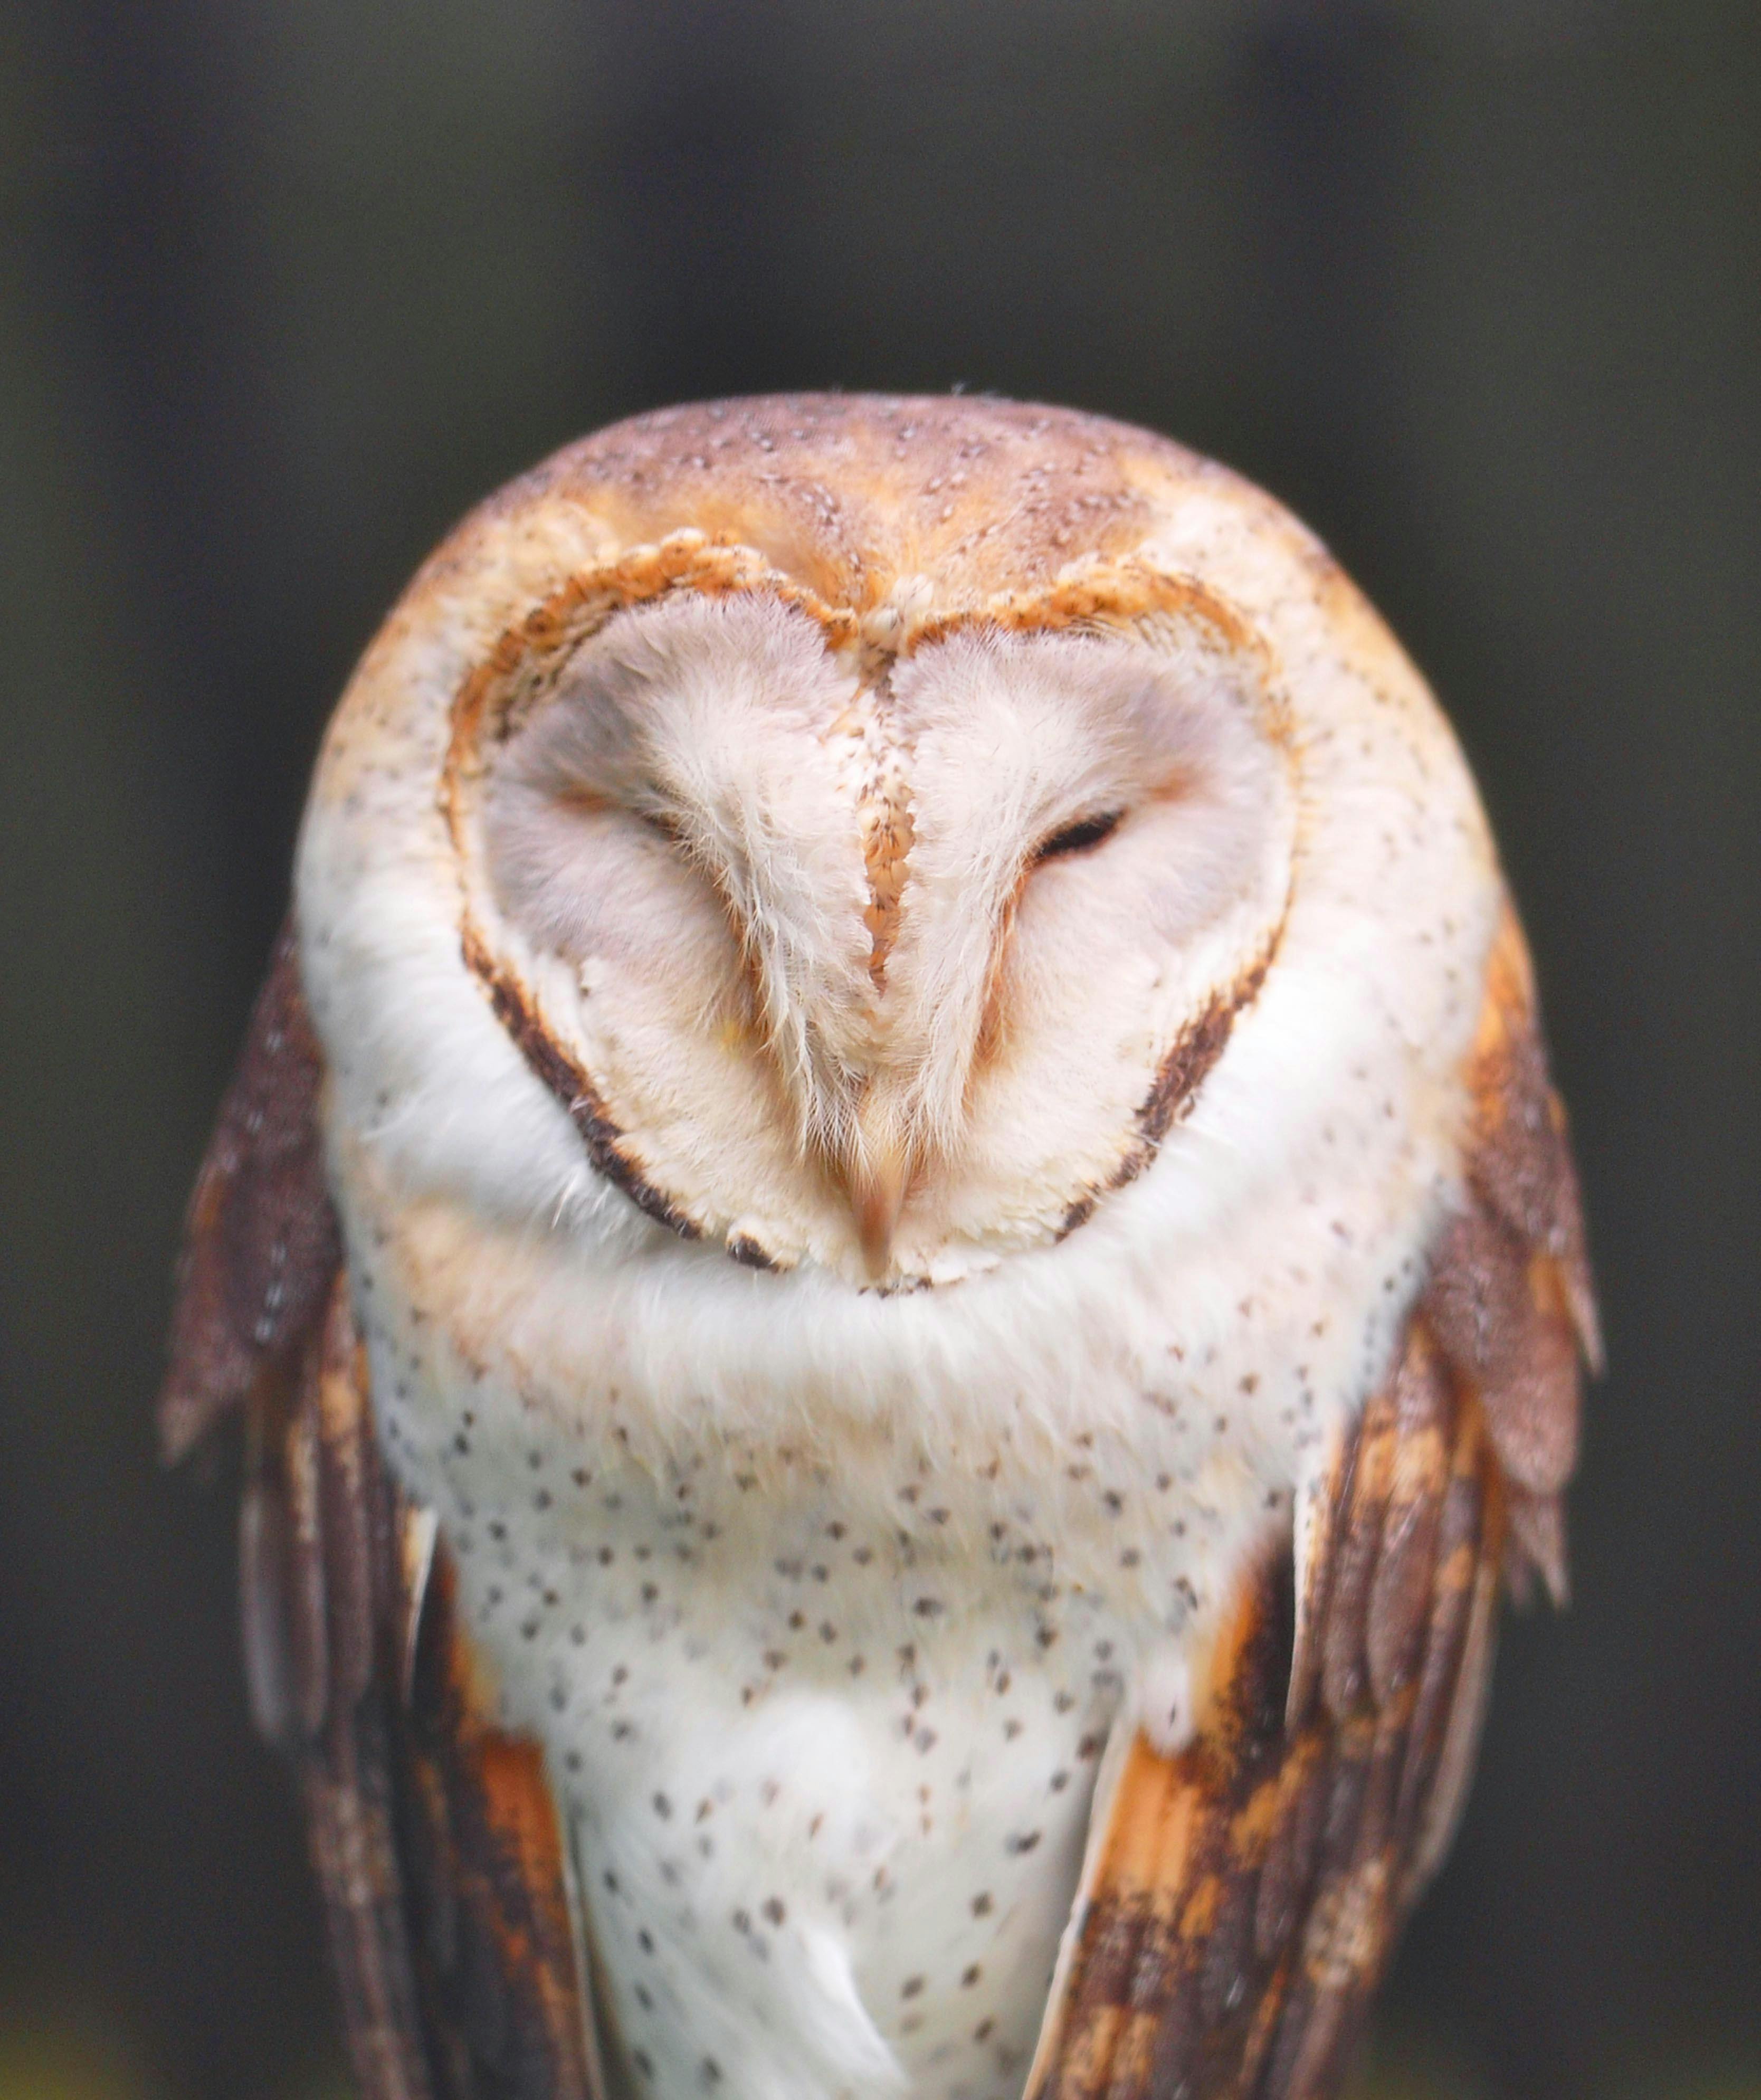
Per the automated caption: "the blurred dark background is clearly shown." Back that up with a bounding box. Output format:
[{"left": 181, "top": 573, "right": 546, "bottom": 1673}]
[{"left": 2, "top": 3, "right": 1756, "bottom": 2097}]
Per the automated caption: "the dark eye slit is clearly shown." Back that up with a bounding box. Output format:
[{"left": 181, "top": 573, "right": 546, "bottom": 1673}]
[
  {"left": 638, "top": 807, "right": 689, "bottom": 845},
  {"left": 1033, "top": 810, "right": 1123, "bottom": 863}
]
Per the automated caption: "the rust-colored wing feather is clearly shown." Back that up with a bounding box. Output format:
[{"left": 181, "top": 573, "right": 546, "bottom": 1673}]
[
  {"left": 1027, "top": 905, "right": 1596, "bottom": 2100},
  {"left": 160, "top": 929, "right": 602, "bottom": 2100}
]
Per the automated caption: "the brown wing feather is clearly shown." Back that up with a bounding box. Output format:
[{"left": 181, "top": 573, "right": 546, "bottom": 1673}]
[
  {"left": 1027, "top": 900, "right": 1596, "bottom": 2100},
  {"left": 1026, "top": 1317, "right": 1503, "bottom": 2100},
  {"left": 162, "top": 933, "right": 600, "bottom": 2099},
  {"left": 398, "top": 1512, "right": 608, "bottom": 2100},
  {"left": 160, "top": 921, "right": 341, "bottom": 1462}
]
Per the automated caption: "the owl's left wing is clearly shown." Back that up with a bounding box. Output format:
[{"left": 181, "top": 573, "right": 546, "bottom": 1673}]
[
  {"left": 161, "top": 926, "right": 604, "bottom": 2100},
  {"left": 1026, "top": 907, "right": 1599, "bottom": 2100}
]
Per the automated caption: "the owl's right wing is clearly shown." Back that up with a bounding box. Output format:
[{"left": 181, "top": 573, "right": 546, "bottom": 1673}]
[
  {"left": 161, "top": 927, "right": 606, "bottom": 2100},
  {"left": 1026, "top": 906, "right": 1600, "bottom": 2100}
]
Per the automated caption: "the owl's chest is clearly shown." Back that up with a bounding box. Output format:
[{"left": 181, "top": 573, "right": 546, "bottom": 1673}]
[
  {"left": 456, "top": 1472, "right": 1126, "bottom": 2096},
  {"left": 374, "top": 1318, "right": 1294, "bottom": 2100}
]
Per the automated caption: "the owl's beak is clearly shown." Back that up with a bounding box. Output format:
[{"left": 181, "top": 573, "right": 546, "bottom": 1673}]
[{"left": 849, "top": 1142, "right": 909, "bottom": 1278}]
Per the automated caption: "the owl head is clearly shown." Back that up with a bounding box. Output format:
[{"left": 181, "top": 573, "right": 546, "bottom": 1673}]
[{"left": 298, "top": 395, "right": 1495, "bottom": 1297}]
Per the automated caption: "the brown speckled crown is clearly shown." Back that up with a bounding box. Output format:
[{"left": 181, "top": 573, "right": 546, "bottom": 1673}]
[{"left": 472, "top": 393, "right": 1202, "bottom": 613}]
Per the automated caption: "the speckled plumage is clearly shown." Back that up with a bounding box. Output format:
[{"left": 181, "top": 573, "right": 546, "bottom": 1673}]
[{"left": 164, "top": 396, "right": 1594, "bottom": 2100}]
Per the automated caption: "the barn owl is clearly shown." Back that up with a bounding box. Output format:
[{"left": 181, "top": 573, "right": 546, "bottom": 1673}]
[{"left": 161, "top": 395, "right": 1597, "bottom": 2100}]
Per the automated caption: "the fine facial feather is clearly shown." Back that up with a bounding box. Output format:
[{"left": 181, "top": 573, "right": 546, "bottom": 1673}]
[
  {"left": 868, "top": 620, "right": 1290, "bottom": 1175},
  {"left": 160, "top": 396, "right": 1595, "bottom": 2100},
  {"left": 486, "top": 592, "right": 875, "bottom": 1167},
  {"left": 477, "top": 591, "right": 1293, "bottom": 1278}
]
